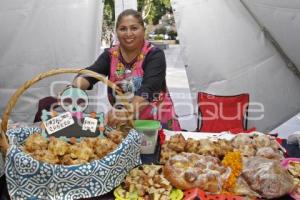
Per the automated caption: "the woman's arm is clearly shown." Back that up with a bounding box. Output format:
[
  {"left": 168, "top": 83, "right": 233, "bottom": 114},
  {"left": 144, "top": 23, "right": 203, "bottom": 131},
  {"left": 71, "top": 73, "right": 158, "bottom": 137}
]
[
  {"left": 135, "top": 48, "right": 167, "bottom": 102},
  {"left": 73, "top": 50, "right": 111, "bottom": 89}
]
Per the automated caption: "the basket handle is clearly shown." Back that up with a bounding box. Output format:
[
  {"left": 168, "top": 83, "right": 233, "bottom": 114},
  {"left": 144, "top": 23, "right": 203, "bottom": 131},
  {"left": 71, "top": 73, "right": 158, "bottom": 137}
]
[{"left": 0, "top": 68, "right": 133, "bottom": 153}]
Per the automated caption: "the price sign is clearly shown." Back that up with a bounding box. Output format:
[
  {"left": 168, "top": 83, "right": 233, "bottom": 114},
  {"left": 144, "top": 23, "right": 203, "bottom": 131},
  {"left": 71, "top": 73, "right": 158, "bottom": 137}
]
[
  {"left": 43, "top": 112, "right": 74, "bottom": 135},
  {"left": 82, "top": 117, "right": 98, "bottom": 133}
]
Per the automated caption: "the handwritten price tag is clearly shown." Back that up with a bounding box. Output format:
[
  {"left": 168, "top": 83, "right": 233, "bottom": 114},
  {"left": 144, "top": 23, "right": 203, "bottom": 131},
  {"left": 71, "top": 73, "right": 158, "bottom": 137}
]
[
  {"left": 82, "top": 117, "right": 98, "bottom": 133},
  {"left": 43, "top": 112, "right": 74, "bottom": 135}
]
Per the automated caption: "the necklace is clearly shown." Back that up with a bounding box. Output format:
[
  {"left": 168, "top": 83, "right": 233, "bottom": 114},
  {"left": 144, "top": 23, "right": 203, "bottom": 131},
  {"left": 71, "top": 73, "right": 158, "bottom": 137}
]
[{"left": 119, "top": 49, "right": 140, "bottom": 70}]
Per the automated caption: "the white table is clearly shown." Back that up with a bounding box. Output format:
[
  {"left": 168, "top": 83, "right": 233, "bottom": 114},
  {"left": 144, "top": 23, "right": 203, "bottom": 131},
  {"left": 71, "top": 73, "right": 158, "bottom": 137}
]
[{"left": 270, "top": 112, "right": 300, "bottom": 139}]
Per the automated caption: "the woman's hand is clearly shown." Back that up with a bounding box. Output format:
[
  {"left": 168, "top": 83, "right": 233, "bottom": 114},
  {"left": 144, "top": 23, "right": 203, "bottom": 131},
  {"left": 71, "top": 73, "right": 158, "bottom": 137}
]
[
  {"left": 106, "top": 106, "right": 132, "bottom": 128},
  {"left": 131, "top": 96, "right": 149, "bottom": 119},
  {"left": 72, "top": 77, "right": 91, "bottom": 90},
  {"left": 106, "top": 95, "right": 148, "bottom": 127},
  {"left": 106, "top": 96, "right": 150, "bottom": 129}
]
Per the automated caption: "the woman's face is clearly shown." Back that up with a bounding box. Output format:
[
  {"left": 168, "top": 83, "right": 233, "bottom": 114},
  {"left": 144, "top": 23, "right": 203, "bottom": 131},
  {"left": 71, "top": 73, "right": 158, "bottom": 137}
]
[{"left": 116, "top": 15, "right": 145, "bottom": 52}]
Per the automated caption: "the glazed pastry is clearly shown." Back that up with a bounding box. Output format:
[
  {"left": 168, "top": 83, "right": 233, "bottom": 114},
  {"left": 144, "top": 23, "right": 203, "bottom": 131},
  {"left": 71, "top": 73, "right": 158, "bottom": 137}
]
[
  {"left": 253, "top": 134, "right": 271, "bottom": 148},
  {"left": 231, "top": 134, "right": 253, "bottom": 149},
  {"left": 197, "top": 139, "right": 216, "bottom": 156},
  {"left": 167, "top": 134, "right": 186, "bottom": 152},
  {"left": 117, "top": 164, "right": 172, "bottom": 200},
  {"left": 94, "top": 137, "right": 117, "bottom": 159},
  {"left": 160, "top": 142, "right": 177, "bottom": 164},
  {"left": 24, "top": 133, "right": 48, "bottom": 152},
  {"left": 106, "top": 130, "right": 124, "bottom": 144},
  {"left": 61, "top": 154, "right": 86, "bottom": 165},
  {"left": 161, "top": 135, "right": 234, "bottom": 163},
  {"left": 287, "top": 160, "right": 300, "bottom": 199},
  {"left": 184, "top": 138, "right": 200, "bottom": 153},
  {"left": 256, "top": 147, "right": 284, "bottom": 160},
  {"left": 22, "top": 129, "right": 125, "bottom": 165},
  {"left": 48, "top": 137, "right": 70, "bottom": 156},
  {"left": 69, "top": 140, "right": 95, "bottom": 162},
  {"left": 34, "top": 149, "right": 59, "bottom": 164},
  {"left": 216, "top": 139, "right": 233, "bottom": 158},
  {"left": 288, "top": 161, "right": 300, "bottom": 177},
  {"left": 163, "top": 152, "right": 230, "bottom": 193},
  {"left": 239, "top": 145, "right": 256, "bottom": 157}
]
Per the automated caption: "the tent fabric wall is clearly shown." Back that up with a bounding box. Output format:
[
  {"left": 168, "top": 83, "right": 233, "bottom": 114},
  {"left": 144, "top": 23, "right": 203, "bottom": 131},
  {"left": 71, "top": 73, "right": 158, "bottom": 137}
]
[
  {"left": 172, "top": 0, "right": 300, "bottom": 131},
  {"left": 242, "top": 0, "right": 300, "bottom": 72},
  {"left": 0, "top": 0, "right": 103, "bottom": 122},
  {"left": 114, "top": 0, "right": 137, "bottom": 22}
]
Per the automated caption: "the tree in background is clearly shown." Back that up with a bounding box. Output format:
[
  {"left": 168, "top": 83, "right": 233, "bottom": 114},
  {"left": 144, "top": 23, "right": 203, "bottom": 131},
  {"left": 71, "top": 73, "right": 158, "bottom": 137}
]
[
  {"left": 101, "top": 0, "right": 114, "bottom": 47},
  {"left": 138, "top": 0, "right": 176, "bottom": 40},
  {"left": 101, "top": 0, "right": 175, "bottom": 46},
  {"left": 138, "top": 0, "right": 171, "bottom": 25}
]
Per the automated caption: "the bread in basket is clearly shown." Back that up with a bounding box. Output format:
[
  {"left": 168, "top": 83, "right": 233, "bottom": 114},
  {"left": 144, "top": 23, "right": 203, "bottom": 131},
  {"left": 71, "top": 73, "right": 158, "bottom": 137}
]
[{"left": 0, "top": 68, "right": 142, "bottom": 200}]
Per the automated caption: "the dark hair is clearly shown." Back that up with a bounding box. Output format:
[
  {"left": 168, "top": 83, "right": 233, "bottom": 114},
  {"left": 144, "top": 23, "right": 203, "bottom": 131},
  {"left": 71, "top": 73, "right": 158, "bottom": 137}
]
[{"left": 116, "top": 9, "right": 144, "bottom": 29}]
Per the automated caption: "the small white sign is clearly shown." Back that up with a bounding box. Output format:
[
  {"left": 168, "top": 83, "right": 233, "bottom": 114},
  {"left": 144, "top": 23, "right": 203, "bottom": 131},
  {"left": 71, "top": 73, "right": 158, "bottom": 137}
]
[
  {"left": 82, "top": 117, "right": 98, "bottom": 133},
  {"left": 43, "top": 112, "right": 74, "bottom": 135}
]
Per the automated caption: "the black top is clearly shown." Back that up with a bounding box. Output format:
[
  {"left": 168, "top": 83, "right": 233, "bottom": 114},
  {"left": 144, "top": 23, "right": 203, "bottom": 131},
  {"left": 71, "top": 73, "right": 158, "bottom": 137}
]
[{"left": 83, "top": 47, "right": 167, "bottom": 102}]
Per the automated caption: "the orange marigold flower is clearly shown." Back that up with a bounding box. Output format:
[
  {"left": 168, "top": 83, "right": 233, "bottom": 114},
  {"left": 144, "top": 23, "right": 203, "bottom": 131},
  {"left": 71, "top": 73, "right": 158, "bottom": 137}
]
[
  {"left": 112, "top": 50, "right": 119, "bottom": 57},
  {"left": 117, "top": 63, "right": 124, "bottom": 70},
  {"left": 138, "top": 54, "right": 144, "bottom": 60},
  {"left": 221, "top": 151, "right": 243, "bottom": 193}
]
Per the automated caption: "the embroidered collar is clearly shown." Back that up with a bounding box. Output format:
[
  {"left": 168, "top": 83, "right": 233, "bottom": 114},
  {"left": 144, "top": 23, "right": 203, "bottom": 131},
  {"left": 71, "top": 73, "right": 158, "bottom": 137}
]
[{"left": 118, "top": 50, "right": 139, "bottom": 70}]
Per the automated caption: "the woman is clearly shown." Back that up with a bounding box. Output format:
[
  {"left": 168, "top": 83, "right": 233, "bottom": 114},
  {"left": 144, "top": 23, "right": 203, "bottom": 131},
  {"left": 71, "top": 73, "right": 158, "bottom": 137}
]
[{"left": 73, "top": 9, "right": 180, "bottom": 131}]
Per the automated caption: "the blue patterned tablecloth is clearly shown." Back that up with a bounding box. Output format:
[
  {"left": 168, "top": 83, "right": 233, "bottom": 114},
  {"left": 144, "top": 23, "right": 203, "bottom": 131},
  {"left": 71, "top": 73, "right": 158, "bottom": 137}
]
[
  {"left": 0, "top": 154, "right": 4, "bottom": 177},
  {"left": 4, "top": 127, "right": 141, "bottom": 200}
]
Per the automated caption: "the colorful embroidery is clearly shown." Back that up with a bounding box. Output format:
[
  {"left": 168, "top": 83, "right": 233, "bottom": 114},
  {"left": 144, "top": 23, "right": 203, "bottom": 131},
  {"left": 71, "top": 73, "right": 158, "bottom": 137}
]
[
  {"left": 116, "top": 63, "right": 125, "bottom": 76},
  {"left": 138, "top": 53, "right": 144, "bottom": 61},
  {"left": 112, "top": 50, "right": 119, "bottom": 58},
  {"left": 108, "top": 41, "right": 181, "bottom": 131}
]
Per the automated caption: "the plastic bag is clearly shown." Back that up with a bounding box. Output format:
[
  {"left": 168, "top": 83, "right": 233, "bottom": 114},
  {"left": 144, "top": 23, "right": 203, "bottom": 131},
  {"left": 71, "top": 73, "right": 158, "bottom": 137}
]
[{"left": 242, "top": 156, "right": 294, "bottom": 199}]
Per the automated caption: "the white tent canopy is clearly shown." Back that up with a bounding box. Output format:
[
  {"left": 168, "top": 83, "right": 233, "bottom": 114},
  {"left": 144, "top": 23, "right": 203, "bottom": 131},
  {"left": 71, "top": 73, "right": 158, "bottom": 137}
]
[
  {"left": 114, "top": 0, "right": 137, "bottom": 21},
  {"left": 0, "top": 0, "right": 103, "bottom": 122},
  {"left": 172, "top": 0, "right": 300, "bottom": 131}
]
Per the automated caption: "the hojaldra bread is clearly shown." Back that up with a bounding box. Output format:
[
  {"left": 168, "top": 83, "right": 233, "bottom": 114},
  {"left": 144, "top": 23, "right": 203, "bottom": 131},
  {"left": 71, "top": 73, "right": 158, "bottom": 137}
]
[{"left": 163, "top": 152, "right": 230, "bottom": 193}]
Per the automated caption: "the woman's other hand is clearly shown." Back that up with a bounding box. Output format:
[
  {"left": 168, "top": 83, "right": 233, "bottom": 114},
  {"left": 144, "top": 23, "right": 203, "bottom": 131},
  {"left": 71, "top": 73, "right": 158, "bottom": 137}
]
[
  {"left": 106, "top": 107, "right": 132, "bottom": 128},
  {"left": 72, "top": 76, "right": 91, "bottom": 90}
]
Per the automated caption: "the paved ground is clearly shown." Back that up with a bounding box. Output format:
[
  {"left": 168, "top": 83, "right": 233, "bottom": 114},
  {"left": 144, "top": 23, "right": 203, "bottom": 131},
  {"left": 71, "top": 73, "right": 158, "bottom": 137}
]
[{"left": 164, "top": 45, "right": 197, "bottom": 130}]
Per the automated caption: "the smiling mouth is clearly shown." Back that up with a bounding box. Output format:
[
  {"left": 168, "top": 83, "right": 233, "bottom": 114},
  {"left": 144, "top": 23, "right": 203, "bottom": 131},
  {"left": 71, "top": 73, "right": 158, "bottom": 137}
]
[{"left": 124, "top": 39, "right": 134, "bottom": 43}]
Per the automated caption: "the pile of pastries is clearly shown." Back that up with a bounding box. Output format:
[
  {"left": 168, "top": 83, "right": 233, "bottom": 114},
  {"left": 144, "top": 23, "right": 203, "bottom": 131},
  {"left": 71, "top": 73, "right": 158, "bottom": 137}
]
[
  {"left": 286, "top": 160, "right": 300, "bottom": 198},
  {"left": 160, "top": 133, "right": 284, "bottom": 164},
  {"left": 242, "top": 156, "right": 294, "bottom": 199},
  {"left": 158, "top": 133, "right": 296, "bottom": 199},
  {"left": 21, "top": 129, "right": 127, "bottom": 165},
  {"left": 231, "top": 133, "right": 284, "bottom": 159},
  {"left": 115, "top": 164, "right": 174, "bottom": 200}
]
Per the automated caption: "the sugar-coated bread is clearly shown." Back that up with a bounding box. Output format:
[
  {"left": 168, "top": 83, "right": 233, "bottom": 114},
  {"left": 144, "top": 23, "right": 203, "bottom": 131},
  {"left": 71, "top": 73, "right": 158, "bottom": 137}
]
[{"left": 163, "top": 152, "right": 230, "bottom": 193}]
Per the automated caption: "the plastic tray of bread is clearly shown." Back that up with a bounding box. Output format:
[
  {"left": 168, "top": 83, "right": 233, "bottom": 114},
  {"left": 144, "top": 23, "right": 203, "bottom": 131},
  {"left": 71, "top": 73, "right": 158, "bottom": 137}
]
[{"left": 159, "top": 130, "right": 294, "bottom": 199}]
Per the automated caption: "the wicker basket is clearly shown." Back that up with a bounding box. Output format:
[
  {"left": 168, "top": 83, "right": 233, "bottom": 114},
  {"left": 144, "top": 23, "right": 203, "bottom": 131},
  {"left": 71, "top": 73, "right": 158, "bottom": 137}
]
[{"left": 0, "top": 68, "right": 141, "bottom": 200}]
